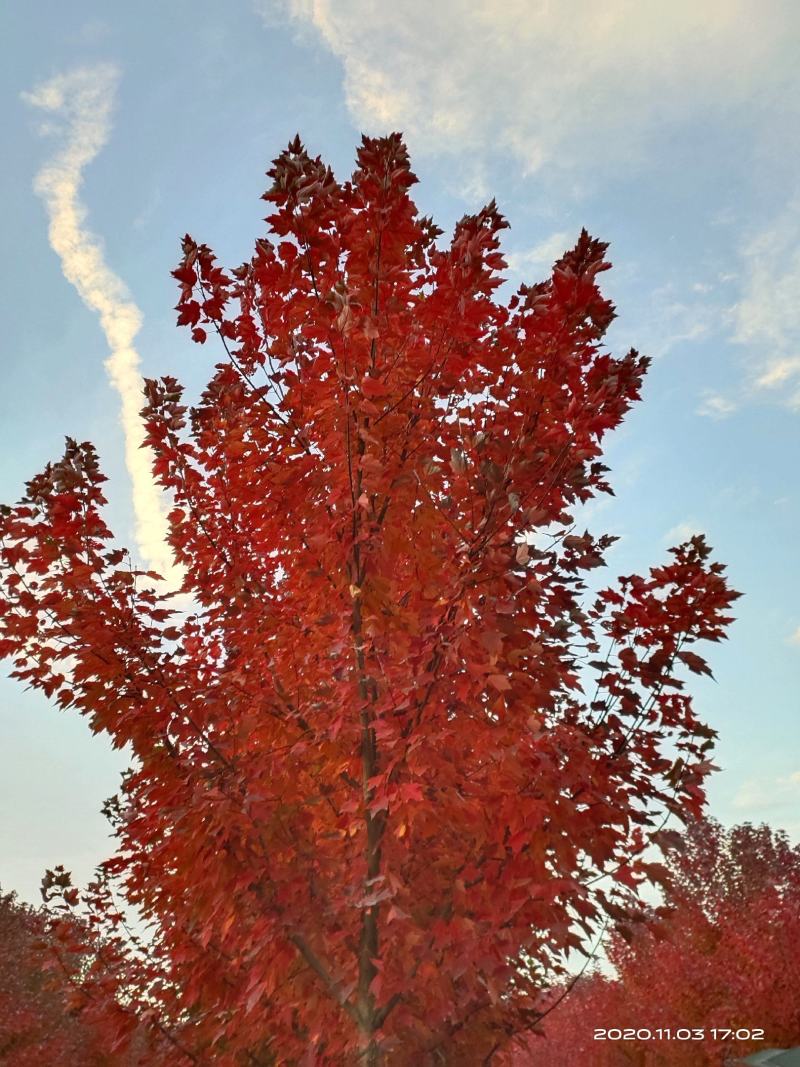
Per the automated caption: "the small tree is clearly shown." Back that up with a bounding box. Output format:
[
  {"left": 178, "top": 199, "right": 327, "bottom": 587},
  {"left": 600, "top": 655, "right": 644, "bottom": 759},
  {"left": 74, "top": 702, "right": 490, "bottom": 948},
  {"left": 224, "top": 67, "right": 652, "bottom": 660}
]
[
  {"left": 0, "top": 886, "right": 115, "bottom": 1065},
  {"left": 0, "top": 135, "right": 739, "bottom": 1064},
  {"left": 514, "top": 819, "right": 800, "bottom": 1065}
]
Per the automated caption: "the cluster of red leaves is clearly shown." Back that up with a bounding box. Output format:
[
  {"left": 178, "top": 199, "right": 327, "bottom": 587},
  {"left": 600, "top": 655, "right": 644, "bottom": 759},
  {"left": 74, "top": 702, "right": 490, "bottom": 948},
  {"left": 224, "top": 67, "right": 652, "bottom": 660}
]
[
  {"left": 0, "top": 134, "right": 740, "bottom": 1064},
  {"left": 0, "top": 884, "right": 134, "bottom": 1065},
  {"left": 509, "top": 818, "right": 800, "bottom": 1065},
  {"left": 35, "top": 861, "right": 210, "bottom": 1065}
]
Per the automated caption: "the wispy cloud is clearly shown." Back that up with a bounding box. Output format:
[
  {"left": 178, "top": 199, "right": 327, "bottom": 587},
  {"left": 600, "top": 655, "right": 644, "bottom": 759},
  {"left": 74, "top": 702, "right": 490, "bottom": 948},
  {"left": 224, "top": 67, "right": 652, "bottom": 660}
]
[
  {"left": 612, "top": 279, "right": 723, "bottom": 362},
  {"left": 262, "top": 1, "right": 800, "bottom": 421},
  {"left": 730, "top": 198, "right": 800, "bottom": 413},
  {"left": 262, "top": 1, "right": 796, "bottom": 182},
  {"left": 22, "top": 65, "right": 178, "bottom": 584},
  {"left": 788, "top": 626, "right": 800, "bottom": 648},
  {"left": 505, "top": 231, "right": 572, "bottom": 276},
  {"left": 696, "top": 392, "right": 738, "bottom": 419},
  {"left": 663, "top": 519, "right": 703, "bottom": 544}
]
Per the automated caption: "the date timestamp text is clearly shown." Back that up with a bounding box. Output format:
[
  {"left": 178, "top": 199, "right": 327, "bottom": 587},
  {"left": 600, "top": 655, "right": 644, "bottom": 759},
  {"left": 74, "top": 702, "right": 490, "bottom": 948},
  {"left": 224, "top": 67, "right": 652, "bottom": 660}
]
[{"left": 594, "top": 1028, "right": 765, "bottom": 1042}]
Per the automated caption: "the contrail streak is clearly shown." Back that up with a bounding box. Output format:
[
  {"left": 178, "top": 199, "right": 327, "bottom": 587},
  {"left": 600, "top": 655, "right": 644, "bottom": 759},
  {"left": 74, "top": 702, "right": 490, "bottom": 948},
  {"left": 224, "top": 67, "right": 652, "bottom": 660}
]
[{"left": 22, "top": 64, "right": 180, "bottom": 586}]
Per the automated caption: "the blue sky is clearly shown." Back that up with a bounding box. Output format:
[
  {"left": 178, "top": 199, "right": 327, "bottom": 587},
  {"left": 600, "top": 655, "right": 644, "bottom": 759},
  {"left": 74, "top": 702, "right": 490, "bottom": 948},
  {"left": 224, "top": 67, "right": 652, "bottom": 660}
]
[{"left": 1, "top": 0, "right": 798, "bottom": 904}]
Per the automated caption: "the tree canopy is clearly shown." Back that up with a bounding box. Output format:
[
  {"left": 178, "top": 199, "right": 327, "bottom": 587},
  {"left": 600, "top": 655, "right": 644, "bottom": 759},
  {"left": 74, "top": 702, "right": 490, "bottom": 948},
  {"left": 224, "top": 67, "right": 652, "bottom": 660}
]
[{"left": 0, "top": 134, "right": 739, "bottom": 1064}]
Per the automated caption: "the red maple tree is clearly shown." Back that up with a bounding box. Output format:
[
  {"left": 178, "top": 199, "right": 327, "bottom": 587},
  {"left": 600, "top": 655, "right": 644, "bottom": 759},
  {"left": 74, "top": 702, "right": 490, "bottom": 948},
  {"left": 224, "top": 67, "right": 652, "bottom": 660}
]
[
  {"left": 0, "top": 135, "right": 739, "bottom": 1064},
  {"left": 512, "top": 818, "right": 800, "bottom": 1066}
]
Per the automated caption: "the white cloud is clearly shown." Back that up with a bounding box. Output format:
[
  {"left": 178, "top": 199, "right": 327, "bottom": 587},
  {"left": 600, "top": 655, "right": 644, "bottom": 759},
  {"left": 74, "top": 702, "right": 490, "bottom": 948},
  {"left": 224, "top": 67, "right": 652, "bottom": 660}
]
[
  {"left": 756, "top": 357, "right": 800, "bottom": 391},
  {"left": 652, "top": 301, "right": 712, "bottom": 350},
  {"left": 23, "top": 65, "right": 180, "bottom": 585},
  {"left": 663, "top": 519, "right": 703, "bottom": 544},
  {"left": 261, "top": 0, "right": 796, "bottom": 180},
  {"left": 614, "top": 280, "right": 722, "bottom": 362},
  {"left": 788, "top": 626, "right": 800, "bottom": 647},
  {"left": 696, "top": 392, "right": 738, "bottom": 419},
  {"left": 730, "top": 199, "right": 800, "bottom": 412},
  {"left": 505, "top": 231, "right": 572, "bottom": 276}
]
